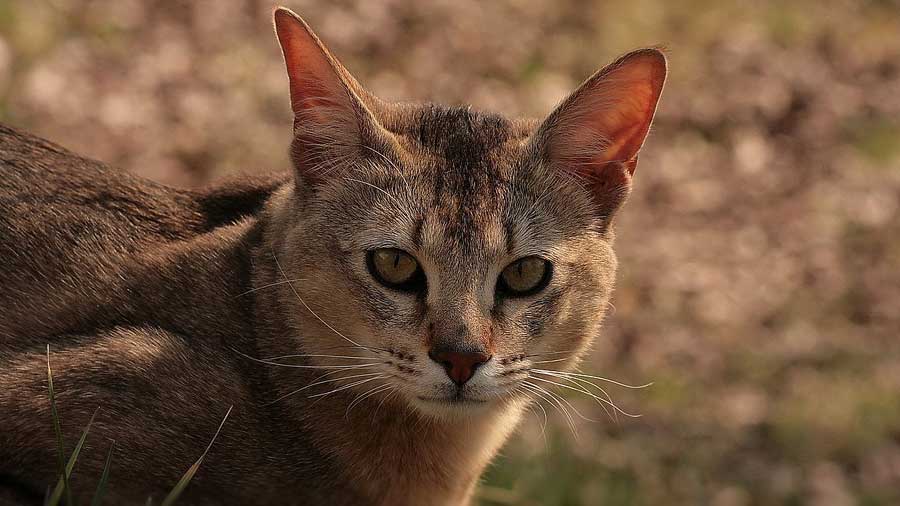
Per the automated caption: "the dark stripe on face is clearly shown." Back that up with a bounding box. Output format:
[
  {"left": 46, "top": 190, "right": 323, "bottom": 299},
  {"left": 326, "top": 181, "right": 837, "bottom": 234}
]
[
  {"left": 415, "top": 106, "right": 512, "bottom": 255},
  {"left": 520, "top": 288, "right": 564, "bottom": 338},
  {"left": 331, "top": 246, "right": 405, "bottom": 326},
  {"left": 411, "top": 215, "right": 425, "bottom": 249},
  {"left": 503, "top": 212, "right": 516, "bottom": 255}
]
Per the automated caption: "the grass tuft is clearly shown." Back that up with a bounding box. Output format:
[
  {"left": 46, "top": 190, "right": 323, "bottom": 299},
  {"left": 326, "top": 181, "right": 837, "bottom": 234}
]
[
  {"left": 159, "top": 405, "right": 233, "bottom": 506},
  {"left": 42, "top": 344, "right": 230, "bottom": 505},
  {"left": 89, "top": 441, "right": 115, "bottom": 506},
  {"left": 46, "top": 345, "right": 73, "bottom": 506},
  {"left": 48, "top": 408, "right": 100, "bottom": 505}
]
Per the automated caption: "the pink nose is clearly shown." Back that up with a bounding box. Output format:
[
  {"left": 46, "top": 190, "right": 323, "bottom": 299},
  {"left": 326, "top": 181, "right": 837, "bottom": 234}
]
[{"left": 428, "top": 349, "right": 491, "bottom": 385}]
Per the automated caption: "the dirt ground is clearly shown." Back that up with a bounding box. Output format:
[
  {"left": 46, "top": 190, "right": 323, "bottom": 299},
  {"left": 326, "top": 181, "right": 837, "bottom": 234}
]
[{"left": 2, "top": 1, "right": 899, "bottom": 504}]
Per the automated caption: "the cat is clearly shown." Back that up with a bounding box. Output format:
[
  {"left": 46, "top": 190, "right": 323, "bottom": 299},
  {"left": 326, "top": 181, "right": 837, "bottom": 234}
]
[{"left": 0, "top": 6, "right": 666, "bottom": 506}]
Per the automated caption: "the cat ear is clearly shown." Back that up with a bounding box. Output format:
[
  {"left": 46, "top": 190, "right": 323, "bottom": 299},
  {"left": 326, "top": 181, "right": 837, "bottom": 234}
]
[
  {"left": 273, "top": 7, "right": 382, "bottom": 184},
  {"left": 531, "top": 48, "right": 667, "bottom": 220}
]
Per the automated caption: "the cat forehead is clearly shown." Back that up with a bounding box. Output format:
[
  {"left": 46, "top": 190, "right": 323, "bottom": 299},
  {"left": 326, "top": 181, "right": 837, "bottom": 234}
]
[
  {"left": 381, "top": 105, "right": 539, "bottom": 214},
  {"left": 381, "top": 104, "right": 534, "bottom": 163},
  {"left": 387, "top": 108, "right": 530, "bottom": 247},
  {"left": 325, "top": 103, "right": 592, "bottom": 254}
]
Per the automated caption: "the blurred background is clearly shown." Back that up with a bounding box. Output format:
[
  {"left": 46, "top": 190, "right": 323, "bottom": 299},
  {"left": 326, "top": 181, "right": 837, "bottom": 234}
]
[{"left": 2, "top": 0, "right": 899, "bottom": 504}]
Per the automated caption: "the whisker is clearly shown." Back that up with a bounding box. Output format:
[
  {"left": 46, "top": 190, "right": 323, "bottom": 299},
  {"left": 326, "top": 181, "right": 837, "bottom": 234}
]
[
  {"left": 523, "top": 383, "right": 578, "bottom": 439},
  {"left": 232, "top": 348, "right": 379, "bottom": 370},
  {"left": 531, "top": 357, "right": 571, "bottom": 365},
  {"left": 345, "top": 383, "right": 393, "bottom": 419},
  {"left": 517, "top": 385, "right": 548, "bottom": 438},
  {"left": 263, "top": 353, "right": 383, "bottom": 362},
  {"left": 360, "top": 145, "right": 413, "bottom": 198},
  {"left": 534, "top": 369, "right": 654, "bottom": 389},
  {"left": 305, "top": 364, "right": 381, "bottom": 386},
  {"left": 272, "top": 252, "right": 388, "bottom": 357},
  {"left": 525, "top": 379, "right": 603, "bottom": 425},
  {"left": 234, "top": 278, "right": 306, "bottom": 298},
  {"left": 521, "top": 381, "right": 579, "bottom": 439},
  {"left": 528, "top": 374, "right": 641, "bottom": 419},
  {"left": 316, "top": 344, "right": 395, "bottom": 353},
  {"left": 308, "top": 375, "right": 385, "bottom": 399},
  {"left": 267, "top": 372, "right": 383, "bottom": 406},
  {"left": 532, "top": 368, "right": 651, "bottom": 420},
  {"left": 524, "top": 349, "right": 578, "bottom": 358},
  {"left": 373, "top": 388, "right": 397, "bottom": 418},
  {"left": 344, "top": 177, "right": 396, "bottom": 203},
  {"left": 530, "top": 370, "right": 615, "bottom": 422},
  {"left": 491, "top": 371, "right": 531, "bottom": 385}
]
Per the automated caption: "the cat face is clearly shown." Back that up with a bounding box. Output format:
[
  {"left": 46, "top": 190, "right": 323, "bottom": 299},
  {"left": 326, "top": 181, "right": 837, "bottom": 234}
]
[{"left": 271, "top": 8, "right": 665, "bottom": 417}]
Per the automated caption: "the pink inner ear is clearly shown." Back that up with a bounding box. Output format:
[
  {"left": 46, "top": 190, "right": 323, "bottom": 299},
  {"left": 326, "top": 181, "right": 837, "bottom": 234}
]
[
  {"left": 594, "top": 84, "right": 657, "bottom": 165},
  {"left": 550, "top": 50, "right": 666, "bottom": 177},
  {"left": 274, "top": 9, "right": 351, "bottom": 120},
  {"left": 274, "top": 8, "right": 373, "bottom": 183}
]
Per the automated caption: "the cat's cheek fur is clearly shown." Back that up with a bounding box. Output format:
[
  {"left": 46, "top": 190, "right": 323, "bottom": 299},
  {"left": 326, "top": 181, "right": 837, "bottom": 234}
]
[{"left": 543, "top": 242, "right": 617, "bottom": 368}]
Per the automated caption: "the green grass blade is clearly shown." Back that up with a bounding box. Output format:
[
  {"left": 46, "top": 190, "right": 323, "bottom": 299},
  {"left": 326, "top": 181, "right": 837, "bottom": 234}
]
[
  {"left": 89, "top": 440, "right": 115, "bottom": 506},
  {"left": 46, "top": 345, "right": 73, "bottom": 506},
  {"left": 49, "top": 407, "right": 100, "bottom": 505},
  {"left": 159, "top": 405, "right": 233, "bottom": 506}
]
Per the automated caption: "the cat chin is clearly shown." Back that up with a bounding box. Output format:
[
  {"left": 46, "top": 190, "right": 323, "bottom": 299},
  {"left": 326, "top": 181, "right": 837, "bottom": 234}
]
[
  {"left": 408, "top": 394, "right": 497, "bottom": 419},
  {"left": 405, "top": 390, "right": 530, "bottom": 422}
]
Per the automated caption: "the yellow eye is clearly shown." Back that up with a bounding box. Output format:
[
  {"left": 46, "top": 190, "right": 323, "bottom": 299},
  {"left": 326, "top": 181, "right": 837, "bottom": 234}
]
[
  {"left": 499, "top": 257, "right": 552, "bottom": 296},
  {"left": 367, "top": 248, "right": 422, "bottom": 290}
]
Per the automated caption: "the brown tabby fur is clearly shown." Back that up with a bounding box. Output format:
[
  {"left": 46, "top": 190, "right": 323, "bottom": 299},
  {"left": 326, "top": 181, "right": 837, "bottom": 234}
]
[{"left": 0, "top": 7, "right": 666, "bottom": 506}]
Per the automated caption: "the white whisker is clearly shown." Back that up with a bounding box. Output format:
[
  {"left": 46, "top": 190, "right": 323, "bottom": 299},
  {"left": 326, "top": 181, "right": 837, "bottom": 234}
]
[
  {"left": 344, "top": 177, "right": 396, "bottom": 203},
  {"left": 374, "top": 388, "right": 397, "bottom": 419},
  {"left": 528, "top": 374, "right": 641, "bottom": 419},
  {"left": 345, "top": 383, "right": 393, "bottom": 419},
  {"left": 521, "top": 381, "right": 579, "bottom": 439},
  {"left": 524, "top": 349, "right": 578, "bottom": 358},
  {"left": 263, "top": 353, "right": 383, "bottom": 362},
  {"left": 518, "top": 385, "right": 548, "bottom": 439},
  {"left": 308, "top": 375, "right": 385, "bottom": 399},
  {"left": 533, "top": 369, "right": 653, "bottom": 389},
  {"left": 272, "top": 251, "right": 384, "bottom": 357},
  {"left": 234, "top": 278, "right": 306, "bottom": 297},
  {"left": 232, "top": 348, "right": 379, "bottom": 370},
  {"left": 530, "top": 370, "right": 615, "bottom": 421},
  {"left": 360, "top": 144, "right": 412, "bottom": 196},
  {"left": 531, "top": 357, "right": 571, "bottom": 365},
  {"left": 528, "top": 379, "right": 601, "bottom": 423},
  {"left": 268, "top": 372, "right": 384, "bottom": 405}
]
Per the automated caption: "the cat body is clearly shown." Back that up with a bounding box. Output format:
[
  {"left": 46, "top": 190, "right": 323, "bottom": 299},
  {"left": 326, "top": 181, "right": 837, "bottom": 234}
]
[
  {"left": 0, "top": 7, "right": 666, "bottom": 505},
  {"left": 0, "top": 123, "right": 513, "bottom": 505}
]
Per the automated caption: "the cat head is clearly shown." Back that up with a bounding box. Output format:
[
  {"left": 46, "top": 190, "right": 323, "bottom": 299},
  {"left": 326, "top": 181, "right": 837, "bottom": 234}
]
[{"left": 269, "top": 7, "right": 666, "bottom": 418}]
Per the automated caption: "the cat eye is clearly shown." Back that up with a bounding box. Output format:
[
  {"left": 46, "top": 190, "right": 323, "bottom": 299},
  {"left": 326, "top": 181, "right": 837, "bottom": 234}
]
[
  {"left": 497, "top": 256, "right": 552, "bottom": 297},
  {"left": 366, "top": 248, "right": 425, "bottom": 292}
]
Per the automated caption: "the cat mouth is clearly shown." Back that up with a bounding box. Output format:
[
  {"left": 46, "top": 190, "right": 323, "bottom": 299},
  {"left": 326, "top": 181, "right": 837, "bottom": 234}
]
[{"left": 416, "top": 394, "right": 487, "bottom": 405}]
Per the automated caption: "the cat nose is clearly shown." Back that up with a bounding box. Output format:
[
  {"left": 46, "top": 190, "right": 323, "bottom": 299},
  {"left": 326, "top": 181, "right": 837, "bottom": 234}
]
[{"left": 428, "top": 347, "right": 491, "bottom": 386}]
